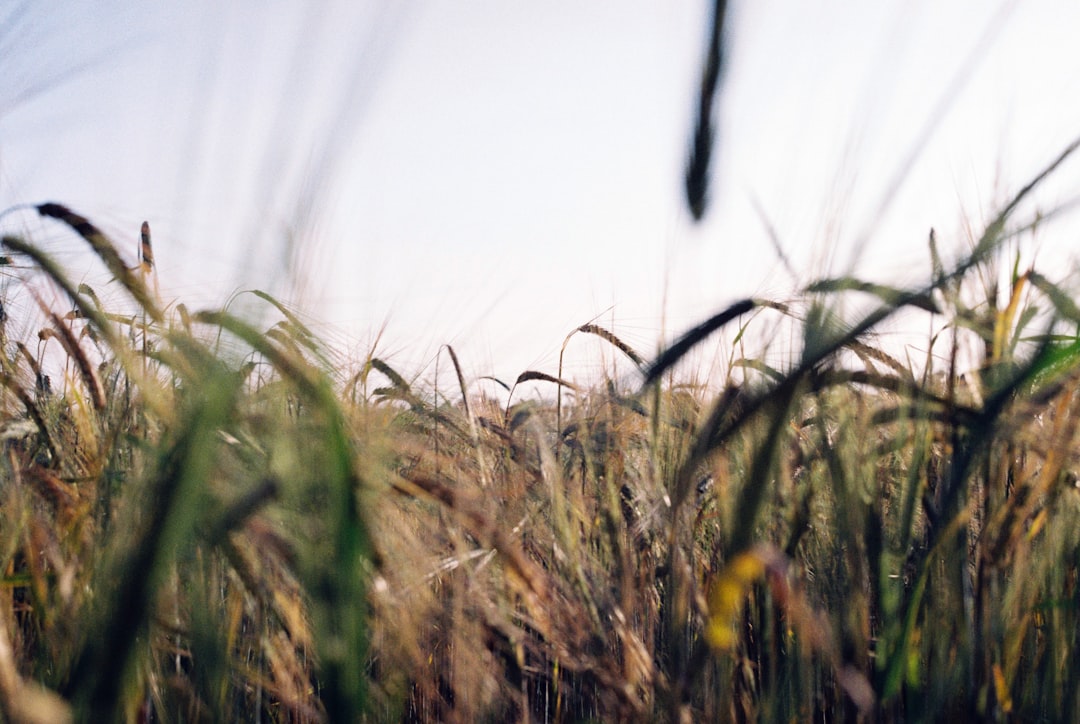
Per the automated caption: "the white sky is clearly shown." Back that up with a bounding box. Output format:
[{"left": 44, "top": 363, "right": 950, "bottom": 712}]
[{"left": 3, "top": 1, "right": 1080, "bottom": 383}]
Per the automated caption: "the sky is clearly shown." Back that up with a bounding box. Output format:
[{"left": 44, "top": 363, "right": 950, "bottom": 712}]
[{"left": 3, "top": 1, "right": 1080, "bottom": 384}]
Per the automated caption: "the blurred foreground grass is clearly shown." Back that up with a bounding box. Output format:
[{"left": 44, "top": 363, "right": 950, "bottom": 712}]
[{"left": 0, "top": 142, "right": 1079, "bottom": 722}]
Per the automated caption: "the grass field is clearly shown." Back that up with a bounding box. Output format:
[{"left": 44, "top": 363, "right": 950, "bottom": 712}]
[{"left": 0, "top": 139, "right": 1078, "bottom": 722}]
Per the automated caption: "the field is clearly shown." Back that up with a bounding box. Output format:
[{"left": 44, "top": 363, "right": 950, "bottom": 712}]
[{"left": 0, "top": 141, "right": 1078, "bottom": 722}]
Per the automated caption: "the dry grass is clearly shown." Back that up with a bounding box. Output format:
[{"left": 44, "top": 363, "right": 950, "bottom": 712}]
[{"left": 0, "top": 139, "right": 1076, "bottom": 721}]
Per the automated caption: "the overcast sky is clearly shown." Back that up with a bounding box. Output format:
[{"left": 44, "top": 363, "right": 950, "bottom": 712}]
[{"left": 3, "top": 1, "right": 1080, "bottom": 382}]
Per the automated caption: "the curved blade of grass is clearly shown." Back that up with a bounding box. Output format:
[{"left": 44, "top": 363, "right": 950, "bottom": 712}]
[
  {"left": 35, "top": 204, "right": 162, "bottom": 323},
  {"left": 806, "top": 277, "right": 939, "bottom": 314},
  {"left": 684, "top": 0, "right": 729, "bottom": 221},
  {"left": 65, "top": 364, "right": 239, "bottom": 719},
  {"left": 249, "top": 289, "right": 313, "bottom": 338},
  {"left": 669, "top": 286, "right": 941, "bottom": 513},
  {"left": 1028, "top": 270, "right": 1080, "bottom": 323},
  {"left": 192, "top": 310, "right": 372, "bottom": 719},
  {"left": 478, "top": 375, "right": 511, "bottom": 393},
  {"left": 643, "top": 298, "right": 756, "bottom": 385},
  {"left": 246, "top": 289, "right": 330, "bottom": 365},
  {"left": 667, "top": 210, "right": 1071, "bottom": 503},
  {"left": 1026, "top": 338, "right": 1080, "bottom": 390},
  {"left": 3, "top": 236, "right": 176, "bottom": 418},
  {"left": 733, "top": 357, "right": 783, "bottom": 383},
  {"left": 964, "top": 134, "right": 1080, "bottom": 272},
  {"left": 2, "top": 235, "right": 116, "bottom": 345},
  {"left": 47, "top": 311, "right": 105, "bottom": 411}
]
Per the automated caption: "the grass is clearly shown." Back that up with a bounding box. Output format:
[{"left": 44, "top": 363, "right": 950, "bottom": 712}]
[{"left": 0, "top": 137, "right": 1078, "bottom": 722}]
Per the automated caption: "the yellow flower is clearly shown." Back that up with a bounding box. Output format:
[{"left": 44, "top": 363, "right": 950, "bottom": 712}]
[{"left": 705, "top": 551, "right": 767, "bottom": 651}]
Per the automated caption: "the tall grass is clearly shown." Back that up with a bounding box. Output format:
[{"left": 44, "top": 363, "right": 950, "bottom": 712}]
[{"left": 0, "top": 137, "right": 1077, "bottom": 722}]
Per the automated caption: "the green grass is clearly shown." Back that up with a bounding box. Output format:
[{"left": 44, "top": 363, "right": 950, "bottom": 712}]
[{"left": 0, "top": 137, "right": 1078, "bottom": 722}]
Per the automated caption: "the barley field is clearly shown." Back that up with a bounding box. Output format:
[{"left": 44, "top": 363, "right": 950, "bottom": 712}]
[
  {"left": 0, "top": 129, "right": 1076, "bottom": 722},
  {"left": 3, "top": 5, "right": 1080, "bottom": 721}
]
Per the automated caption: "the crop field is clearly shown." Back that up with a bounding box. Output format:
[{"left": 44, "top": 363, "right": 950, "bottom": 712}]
[{"left": 0, "top": 132, "right": 1076, "bottom": 723}]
